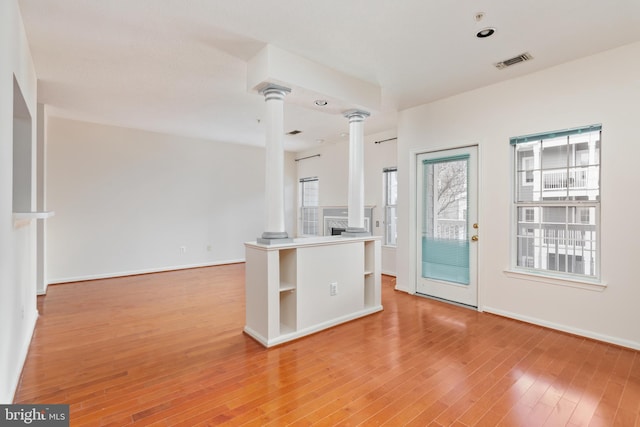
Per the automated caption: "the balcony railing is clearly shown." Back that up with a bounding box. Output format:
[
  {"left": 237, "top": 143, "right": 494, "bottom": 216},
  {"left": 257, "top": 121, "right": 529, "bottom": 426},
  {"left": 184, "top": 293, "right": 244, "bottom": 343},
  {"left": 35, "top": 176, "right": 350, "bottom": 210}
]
[
  {"left": 543, "top": 168, "right": 588, "bottom": 189},
  {"left": 543, "top": 228, "right": 587, "bottom": 247},
  {"left": 435, "top": 219, "right": 466, "bottom": 240}
]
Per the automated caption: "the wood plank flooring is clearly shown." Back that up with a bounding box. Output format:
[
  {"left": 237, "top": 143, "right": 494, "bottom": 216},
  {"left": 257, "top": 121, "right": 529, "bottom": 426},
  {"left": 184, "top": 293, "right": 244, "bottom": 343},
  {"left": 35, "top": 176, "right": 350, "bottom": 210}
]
[{"left": 14, "top": 263, "right": 640, "bottom": 426}]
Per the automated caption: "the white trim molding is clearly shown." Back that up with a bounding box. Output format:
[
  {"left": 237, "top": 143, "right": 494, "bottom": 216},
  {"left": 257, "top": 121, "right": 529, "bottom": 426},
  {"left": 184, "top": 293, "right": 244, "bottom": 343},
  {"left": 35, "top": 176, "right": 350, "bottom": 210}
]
[
  {"left": 483, "top": 306, "right": 639, "bottom": 351},
  {"left": 3, "top": 312, "right": 38, "bottom": 404},
  {"left": 503, "top": 269, "right": 606, "bottom": 292},
  {"left": 47, "top": 259, "right": 245, "bottom": 285}
]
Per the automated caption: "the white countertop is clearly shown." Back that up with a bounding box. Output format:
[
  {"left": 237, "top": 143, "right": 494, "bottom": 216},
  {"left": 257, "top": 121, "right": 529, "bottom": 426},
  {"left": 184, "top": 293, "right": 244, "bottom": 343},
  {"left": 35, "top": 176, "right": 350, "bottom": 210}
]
[{"left": 246, "top": 234, "right": 381, "bottom": 250}]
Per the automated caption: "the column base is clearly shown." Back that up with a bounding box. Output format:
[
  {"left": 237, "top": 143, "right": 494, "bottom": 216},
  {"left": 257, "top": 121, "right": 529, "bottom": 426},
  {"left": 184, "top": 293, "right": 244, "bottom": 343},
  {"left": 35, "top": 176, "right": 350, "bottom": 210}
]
[
  {"left": 341, "top": 227, "right": 371, "bottom": 237},
  {"left": 257, "top": 231, "right": 292, "bottom": 245}
]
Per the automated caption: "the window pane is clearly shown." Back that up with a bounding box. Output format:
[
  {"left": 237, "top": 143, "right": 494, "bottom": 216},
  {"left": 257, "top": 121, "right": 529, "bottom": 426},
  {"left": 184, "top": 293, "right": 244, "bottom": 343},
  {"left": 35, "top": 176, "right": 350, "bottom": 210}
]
[
  {"left": 542, "top": 206, "right": 565, "bottom": 223},
  {"left": 302, "top": 180, "right": 318, "bottom": 206},
  {"left": 301, "top": 207, "right": 319, "bottom": 235},
  {"left": 386, "top": 170, "right": 398, "bottom": 205},
  {"left": 569, "top": 133, "right": 600, "bottom": 166},
  {"left": 422, "top": 158, "right": 469, "bottom": 284},
  {"left": 300, "top": 178, "right": 319, "bottom": 236},
  {"left": 517, "top": 234, "right": 538, "bottom": 268},
  {"left": 512, "top": 126, "right": 600, "bottom": 279},
  {"left": 567, "top": 165, "right": 599, "bottom": 200},
  {"left": 516, "top": 207, "right": 540, "bottom": 269},
  {"left": 384, "top": 169, "right": 398, "bottom": 246},
  {"left": 541, "top": 137, "right": 568, "bottom": 169},
  {"left": 515, "top": 143, "right": 540, "bottom": 202},
  {"left": 516, "top": 170, "right": 541, "bottom": 202},
  {"left": 385, "top": 205, "right": 397, "bottom": 246},
  {"left": 517, "top": 206, "right": 539, "bottom": 223},
  {"left": 516, "top": 143, "right": 537, "bottom": 170}
]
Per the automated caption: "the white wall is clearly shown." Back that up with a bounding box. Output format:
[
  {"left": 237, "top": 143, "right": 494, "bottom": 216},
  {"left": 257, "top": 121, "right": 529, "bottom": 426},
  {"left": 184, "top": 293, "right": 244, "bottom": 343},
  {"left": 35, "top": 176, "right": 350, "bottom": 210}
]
[
  {"left": 397, "top": 41, "right": 640, "bottom": 349},
  {"left": 0, "top": 0, "right": 39, "bottom": 403},
  {"left": 296, "top": 129, "right": 397, "bottom": 275},
  {"left": 36, "top": 103, "right": 48, "bottom": 295},
  {"left": 46, "top": 117, "right": 296, "bottom": 282}
]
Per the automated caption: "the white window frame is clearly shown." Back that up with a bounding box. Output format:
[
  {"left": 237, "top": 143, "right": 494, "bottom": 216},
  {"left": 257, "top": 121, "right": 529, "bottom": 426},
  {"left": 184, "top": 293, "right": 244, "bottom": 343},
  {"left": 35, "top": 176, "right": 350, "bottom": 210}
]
[
  {"left": 511, "top": 125, "right": 601, "bottom": 282},
  {"left": 299, "top": 177, "right": 319, "bottom": 236},
  {"left": 383, "top": 167, "right": 397, "bottom": 246}
]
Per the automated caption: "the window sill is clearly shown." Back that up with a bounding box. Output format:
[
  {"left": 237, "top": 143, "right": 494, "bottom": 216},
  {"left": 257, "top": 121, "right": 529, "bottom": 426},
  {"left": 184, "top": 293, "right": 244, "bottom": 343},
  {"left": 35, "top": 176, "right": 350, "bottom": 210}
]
[{"left": 503, "top": 269, "right": 606, "bottom": 292}]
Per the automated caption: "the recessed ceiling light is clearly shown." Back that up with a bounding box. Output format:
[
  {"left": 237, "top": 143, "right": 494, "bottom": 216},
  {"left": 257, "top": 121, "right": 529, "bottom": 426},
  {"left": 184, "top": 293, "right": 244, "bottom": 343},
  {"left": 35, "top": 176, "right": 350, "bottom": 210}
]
[
  {"left": 476, "top": 27, "right": 495, "bottom": 38},
  {"left": 314, "top": 100, "right": 328, "bottom": 106}
]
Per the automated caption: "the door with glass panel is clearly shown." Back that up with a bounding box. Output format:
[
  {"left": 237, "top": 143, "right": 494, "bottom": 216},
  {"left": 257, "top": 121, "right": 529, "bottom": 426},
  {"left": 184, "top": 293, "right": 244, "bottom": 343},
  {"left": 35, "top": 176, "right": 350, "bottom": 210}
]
[{"left": 416, "top": 147, "right": 478, "bottom": 307}]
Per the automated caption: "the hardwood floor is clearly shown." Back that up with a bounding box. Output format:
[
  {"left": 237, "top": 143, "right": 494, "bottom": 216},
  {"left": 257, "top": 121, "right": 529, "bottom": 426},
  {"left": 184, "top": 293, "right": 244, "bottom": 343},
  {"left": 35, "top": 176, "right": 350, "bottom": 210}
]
[{"left": 15, "top": 263, "right": 640, "bottom": 426}]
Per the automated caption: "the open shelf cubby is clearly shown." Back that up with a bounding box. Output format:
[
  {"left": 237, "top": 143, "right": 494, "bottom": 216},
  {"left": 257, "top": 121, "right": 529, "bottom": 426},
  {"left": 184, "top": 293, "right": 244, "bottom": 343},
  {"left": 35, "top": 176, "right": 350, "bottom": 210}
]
[
  {"left": 364, "top": 240, "right": 376, "bottom": 308},
  {"left": 279, "top": 248, "right": 297, "bottom": 333},
  {"left": 244, "top": 236, "right": 382, "bottom": 347}
]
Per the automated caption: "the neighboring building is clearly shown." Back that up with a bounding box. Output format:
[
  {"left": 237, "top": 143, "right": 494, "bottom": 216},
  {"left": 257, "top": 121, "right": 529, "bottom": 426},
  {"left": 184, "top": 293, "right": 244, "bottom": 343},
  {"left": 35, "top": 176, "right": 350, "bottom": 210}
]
[{"left": 515, "top": 127, "right": 600, "bottom": 277}]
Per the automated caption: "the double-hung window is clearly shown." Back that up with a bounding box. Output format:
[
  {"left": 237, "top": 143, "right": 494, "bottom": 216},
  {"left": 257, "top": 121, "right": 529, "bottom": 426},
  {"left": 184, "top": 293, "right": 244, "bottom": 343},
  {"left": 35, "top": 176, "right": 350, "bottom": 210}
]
[
  {"left": 383, "top": 167, "right": 398, "bottom": 246},
  {"left": 299, "top": 177, "right": 319, "bottom": 236},
  {"left": 512, "top": 124, "right": 601, "bottom": 279}
]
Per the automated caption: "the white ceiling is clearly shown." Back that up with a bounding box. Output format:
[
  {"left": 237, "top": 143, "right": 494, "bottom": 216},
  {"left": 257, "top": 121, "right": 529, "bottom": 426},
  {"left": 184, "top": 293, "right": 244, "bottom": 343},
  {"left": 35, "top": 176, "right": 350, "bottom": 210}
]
[{"left": 18, "top": 0, "right": 640, "bottom": 152}]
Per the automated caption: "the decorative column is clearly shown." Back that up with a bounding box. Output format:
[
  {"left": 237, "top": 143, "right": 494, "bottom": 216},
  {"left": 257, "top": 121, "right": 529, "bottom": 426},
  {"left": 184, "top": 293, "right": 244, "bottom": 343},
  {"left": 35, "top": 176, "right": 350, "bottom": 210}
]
[
  {"left": 257, "top": 84, "right": 292, "bottom": 244},
  {"left": 343, "top": 109, "right": 371, "bottom": 236}
]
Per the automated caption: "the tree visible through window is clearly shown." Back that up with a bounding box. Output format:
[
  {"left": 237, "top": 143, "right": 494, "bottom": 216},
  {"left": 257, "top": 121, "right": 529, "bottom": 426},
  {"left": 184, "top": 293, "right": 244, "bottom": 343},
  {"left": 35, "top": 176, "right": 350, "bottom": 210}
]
[{"left": 512, "top": 125, "right": 600, "bottom": 279}]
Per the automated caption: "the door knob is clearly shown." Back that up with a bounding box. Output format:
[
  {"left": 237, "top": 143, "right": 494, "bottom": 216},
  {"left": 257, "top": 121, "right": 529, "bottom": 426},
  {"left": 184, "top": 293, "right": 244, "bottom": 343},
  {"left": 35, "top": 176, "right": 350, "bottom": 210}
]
[{"left": 471, "top": 235, "right": 479, "bottom": 241}]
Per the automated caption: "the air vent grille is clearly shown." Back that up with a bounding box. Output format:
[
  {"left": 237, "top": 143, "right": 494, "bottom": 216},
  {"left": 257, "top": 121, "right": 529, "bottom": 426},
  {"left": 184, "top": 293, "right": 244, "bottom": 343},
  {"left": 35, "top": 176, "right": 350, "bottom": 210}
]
[{"left": 495, "top": 52, "right": 533, "bottom": 70}]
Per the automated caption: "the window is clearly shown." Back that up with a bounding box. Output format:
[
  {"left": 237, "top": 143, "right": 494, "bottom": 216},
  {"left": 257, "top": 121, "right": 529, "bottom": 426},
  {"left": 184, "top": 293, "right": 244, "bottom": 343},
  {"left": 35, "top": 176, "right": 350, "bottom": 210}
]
[
  {"left": 521, "top": 157, "right": 534, "bottom": 185},
  {"left": 524, "top": 208, "right": 535, "bottom": 222},
  {"left": 299, "top": 177, "right": 319, "bottom": 236},
  {"left": 511, "top": 124, "right": 600, "bottom": 279},
  {"left": 383, "top": 167, "right": 398, "bottom": 246}
]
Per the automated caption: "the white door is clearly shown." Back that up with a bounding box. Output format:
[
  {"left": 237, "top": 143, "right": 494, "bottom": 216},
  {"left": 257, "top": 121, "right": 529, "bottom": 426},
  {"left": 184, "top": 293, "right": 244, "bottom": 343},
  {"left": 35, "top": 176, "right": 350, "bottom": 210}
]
[{"left": 416, "top": 146, "right": 478, "bottom": 307}]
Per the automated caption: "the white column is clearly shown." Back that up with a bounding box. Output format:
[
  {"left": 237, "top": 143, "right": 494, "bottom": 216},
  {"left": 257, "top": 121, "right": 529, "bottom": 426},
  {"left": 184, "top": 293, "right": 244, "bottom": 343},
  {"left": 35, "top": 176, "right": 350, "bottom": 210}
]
[
  {"left": 258, "top": 84, "right": 291, "bottom": 244},
  {"left": 343, "top": 109, "right": 370, "bottom": 236}
]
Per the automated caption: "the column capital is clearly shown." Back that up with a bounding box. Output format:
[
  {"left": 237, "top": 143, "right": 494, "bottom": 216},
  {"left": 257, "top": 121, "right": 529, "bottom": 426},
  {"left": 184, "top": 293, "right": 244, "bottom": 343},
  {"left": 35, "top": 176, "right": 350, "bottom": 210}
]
[
  {"left": 343, "top": 109, "right": 370, "bottom": 122},
  {"left": 259, "top": 83, "right": 292, "bottom": 101}
]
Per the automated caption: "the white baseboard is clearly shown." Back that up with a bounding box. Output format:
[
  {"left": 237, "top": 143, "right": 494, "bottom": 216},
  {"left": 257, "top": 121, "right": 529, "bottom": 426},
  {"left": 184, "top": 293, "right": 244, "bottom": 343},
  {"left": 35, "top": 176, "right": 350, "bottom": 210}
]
[
  {"left": 244, "top": 305, "right": 384, "bottom": 348},
  {"left": 2, "top": 311, "right": 38, "bottom": 404},
  {"left": 47, "top": 259, "right": 245, "bottom": 285},
  {"left": 483, "top": 306, "right": 640, "bottom": 351}
]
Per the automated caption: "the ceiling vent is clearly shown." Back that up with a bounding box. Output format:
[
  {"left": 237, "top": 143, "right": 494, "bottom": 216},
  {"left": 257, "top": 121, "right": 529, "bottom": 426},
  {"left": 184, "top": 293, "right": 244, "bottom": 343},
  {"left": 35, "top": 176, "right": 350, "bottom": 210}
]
[
  {"left": 494, "top": 52, "right": 533, "bottom": 70},
  {"left": 286, "top": 130, "right": 302, "bottom": 135}
]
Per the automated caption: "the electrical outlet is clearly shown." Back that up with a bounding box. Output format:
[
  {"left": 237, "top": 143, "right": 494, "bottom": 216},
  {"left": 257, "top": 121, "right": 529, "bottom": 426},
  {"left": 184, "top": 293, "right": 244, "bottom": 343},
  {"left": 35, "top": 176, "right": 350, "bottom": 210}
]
[
  {"left": 179, "top": 246, "right": 187, "bottom": 254},
  {"left": 330, "top": 282, "right": 338, "bottom": 296},
  {"left": 376, "top": 220, "right": 380, "bottom": 227}
]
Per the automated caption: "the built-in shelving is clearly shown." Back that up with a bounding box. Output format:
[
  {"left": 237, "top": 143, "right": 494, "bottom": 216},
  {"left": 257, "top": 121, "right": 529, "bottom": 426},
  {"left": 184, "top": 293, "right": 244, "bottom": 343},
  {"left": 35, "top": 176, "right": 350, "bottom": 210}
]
[
  {"left": 363, "top": 240, "right": 378, "bottom": 308},
  {"left": 278, "top": 248, "right": 297, "bottom": 333},
  {"left": 244, "top": 236, "right": 382, "bottom": 347},
  {"left": 279, "top": 284, "right": 296, "bottom": 292}
]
